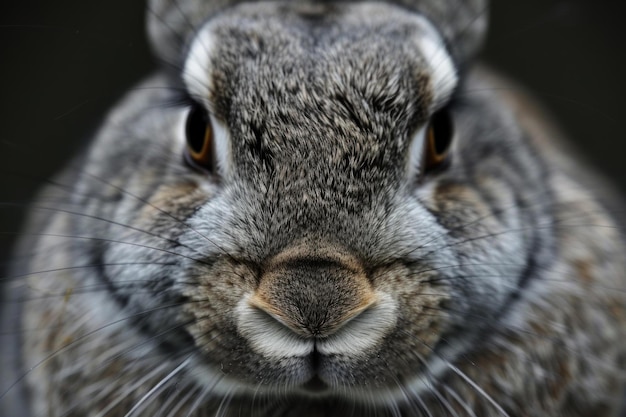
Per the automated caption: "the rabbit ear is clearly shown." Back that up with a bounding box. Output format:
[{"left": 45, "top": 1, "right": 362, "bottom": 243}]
[
  {"left": 146, "top": 0, "right": 223, "bottom": 64},
  {"left": 147, "top": 0, "right": 488, "bottom": 65},
  {"left": 394, "top": 0, "right": 489, "bottom": 64},
  {"left": 148, "top": 0, "right": 273, "bottom": 64}
]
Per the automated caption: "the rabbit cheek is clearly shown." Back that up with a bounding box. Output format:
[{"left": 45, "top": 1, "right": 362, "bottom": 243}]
[
  {"left": 180, "top": 260, "right": 260, "bottom": 376},
  {"left": 179, "top": 258, "right": 319, "bottom": 389},
  {"left": 367, "top": 266, "right": 450, "bottom": 381},
  {"left": 138, "top": 181, "right": 211, "bottom": 222}
]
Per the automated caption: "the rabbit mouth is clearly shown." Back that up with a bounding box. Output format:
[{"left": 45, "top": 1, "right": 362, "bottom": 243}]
[
  {"left": 231, "top": 291, "right": 398, "bottom": 396},
  {"left": 221, "top": 291, "right": 447, "bottom": 402},
  {"left": 236, "top": 292, "right": 398, "bottom": 361},
  {"left": 181, "top": 247, "right": 450, "bottom": 403},
  {"left": 301, "top": 374, "right": 329, "bottom": 394}
]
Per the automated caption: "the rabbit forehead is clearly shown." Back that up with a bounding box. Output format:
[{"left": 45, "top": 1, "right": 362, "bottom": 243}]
[
  {"left": 183, "top": 2, "right": 457, "bottom": 123},
  {"left": 182, "top": 2, "right": 457, "bottom": 201}
]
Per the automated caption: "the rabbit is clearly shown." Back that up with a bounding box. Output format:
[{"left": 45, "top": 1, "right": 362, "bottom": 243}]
[{"left": 1, "top": 0, "right": 625, "bottom": 416}]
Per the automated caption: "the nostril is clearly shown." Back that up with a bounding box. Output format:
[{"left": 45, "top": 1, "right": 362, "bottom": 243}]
[
  {"left": 249, "top": 278, "right": 377, "bottom": 339},
  {"left": 247, "top": 293, "right": 307, "bottom": 336},
  {"left": 251, "top": 251, "right": 378, "bottom": 339}
]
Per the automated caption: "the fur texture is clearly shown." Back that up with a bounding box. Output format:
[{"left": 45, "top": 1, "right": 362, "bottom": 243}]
[{"left": 1, "top": 1, "right": 625, "bottom": 416}]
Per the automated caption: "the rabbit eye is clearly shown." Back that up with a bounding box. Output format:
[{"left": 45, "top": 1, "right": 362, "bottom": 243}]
[
  {"left": 424, "top": 108, "right": 454, "bottom": 171},
  {"left": 184, "top": 103, "right": 214, "bottom": 171}
]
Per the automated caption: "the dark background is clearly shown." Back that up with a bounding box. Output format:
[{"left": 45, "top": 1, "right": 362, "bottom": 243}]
[{"left": 0, "top": 1, "right": 625, "bottom": 272}]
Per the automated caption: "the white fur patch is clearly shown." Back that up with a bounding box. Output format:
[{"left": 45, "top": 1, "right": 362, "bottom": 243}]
[
  {"left": 210, "top": 116, "right": 232, "bottom": 177},
  {"left": 411, "top": 16, "right": 458, "bottom": 108},
  {"left": 183, "top": 28, "right": 215, "bottom": 101},
  {"left": 316, "top": 293, "right": 397, "bottom": 356},
  {"left": 236, "top": 292, "right": 397, "bottom": 360},
  {"left": 236, "top": 295, "right": 315, "bottom": 359},
  {"left": 406, "top": 124, "right": 428, "bottom": 179}
]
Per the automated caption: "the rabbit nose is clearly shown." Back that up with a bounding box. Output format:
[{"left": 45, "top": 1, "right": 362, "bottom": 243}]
[{"left": 249, "top": 250, "right": 377, "bottom": 339}]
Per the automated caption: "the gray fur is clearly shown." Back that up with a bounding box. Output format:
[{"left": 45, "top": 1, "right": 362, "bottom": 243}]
[
  {"left": 1, "top": 1, "right": 625, "bottom": 416},
  {"left": 148, "top": 0, "right": 487, "bottom": 65}
]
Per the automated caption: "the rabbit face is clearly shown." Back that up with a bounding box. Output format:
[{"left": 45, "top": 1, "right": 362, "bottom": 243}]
[
  {"left": 6, "top": 1, "right": 626, "bottom": 416},
  {"left": 72, "top": 1, "right": 554, "bottom": 405}
]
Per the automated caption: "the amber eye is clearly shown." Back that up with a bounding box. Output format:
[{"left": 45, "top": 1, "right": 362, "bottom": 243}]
[
  {"left": 424, "top": 108, "right": 454, "bottom": 172},
  {"left": 184, "top": 103, "right": 214, "bottom": 171}
]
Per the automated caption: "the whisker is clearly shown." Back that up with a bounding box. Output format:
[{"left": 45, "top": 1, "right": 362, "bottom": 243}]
[
  {"left": 182, "top": 383, "right": 213, "bottom": 417},
  {"left": 420, "top": 301, "right": 626, "bottom": 377},
  {"left": 122, "top": 357, "right": 191, "bottom": 417},
  {"left": 215, "top": 387, "right": 235, "bottom": 417},
  {"left": 165, "top": 385, "right": 202, "bottom": 417},
  {"left": 0, "top": 201, "right": 209, "bottom": 259},
  {"left": 443, "top": 385, "right": 478, "bottom": 417},
  {"left": 86, "top": 363, "right": 171, "bottom": 417},
  {"left": 404, "top": 183, "right": 623, "bottom": 263},
  {"left": 446, "top": 363, "right": 510, "bottom": 417},
  {"left": 0, "top": 298, "right": 207, "bottom": 403},
  {"left": 78, "top": 169, "right": 241, "bottom": 265},
  {"left": 0, "top": 261, "right": 176, "bottom": 286}
]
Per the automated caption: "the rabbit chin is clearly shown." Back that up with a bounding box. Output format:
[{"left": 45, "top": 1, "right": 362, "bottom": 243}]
[{"left": 186, "top": 350, "right": 449, "bottom": 407}]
